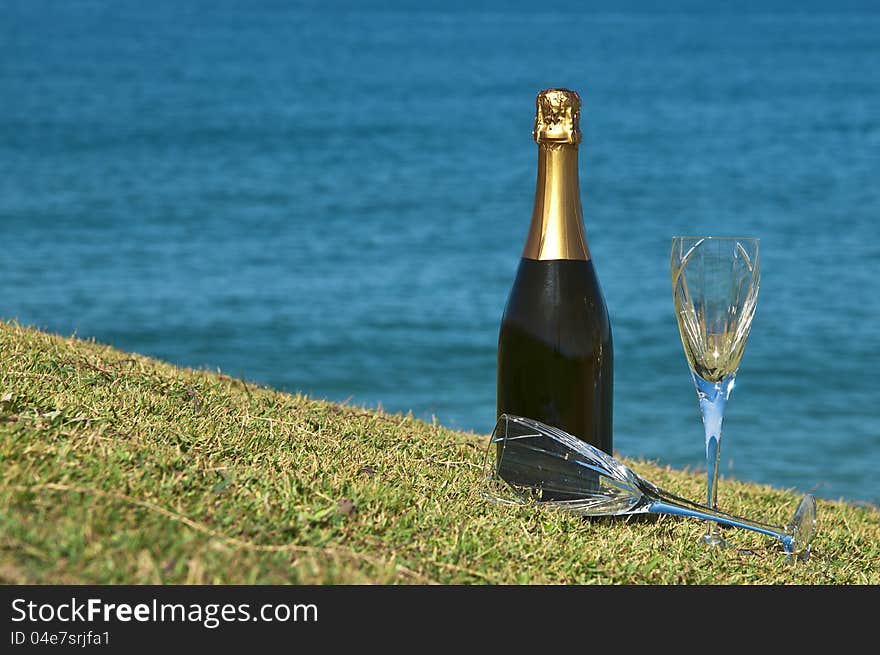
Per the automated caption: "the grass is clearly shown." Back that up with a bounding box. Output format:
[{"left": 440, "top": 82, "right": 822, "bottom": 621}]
[{"left": 1, "top": 319, "right": 877, "bottom": 585}]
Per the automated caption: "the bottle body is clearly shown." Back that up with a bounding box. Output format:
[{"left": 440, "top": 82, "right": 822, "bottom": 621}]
[
  {"left": 497, "top": 258, "right": 613, "bottom": 454},
  {"left": 496, "top": 88, "right": 613, "bottom": 454}
]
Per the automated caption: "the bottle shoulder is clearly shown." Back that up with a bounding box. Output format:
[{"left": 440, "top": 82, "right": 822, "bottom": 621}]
[
  {"left": 505, "top": 258, "right": 609, "bottom": 310},
  {"left": 500, "top": 258, "right": 612, "bottom": 346}
]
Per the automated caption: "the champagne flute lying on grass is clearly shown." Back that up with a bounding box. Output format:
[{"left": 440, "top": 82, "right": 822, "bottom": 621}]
[{"left": 484, "top": 414, "right": 817, "bottom": 559}]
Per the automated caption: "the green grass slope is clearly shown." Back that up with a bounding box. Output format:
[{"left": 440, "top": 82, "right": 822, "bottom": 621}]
[{"left": 1, "top": 320, "right": 877, "bottom": 584}]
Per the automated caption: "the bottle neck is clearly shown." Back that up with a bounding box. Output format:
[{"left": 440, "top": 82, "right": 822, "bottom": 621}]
[{"left": 522, "top": 143, "right": 590, "bottom": 261}]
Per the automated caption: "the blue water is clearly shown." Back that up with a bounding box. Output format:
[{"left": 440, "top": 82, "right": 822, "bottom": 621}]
[{"left": 2, "top": 2, "right": 878, "bottom": 506}]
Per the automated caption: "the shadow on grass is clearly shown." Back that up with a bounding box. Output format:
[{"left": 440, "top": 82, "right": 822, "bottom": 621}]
[{"left": 582, "top": 513, "right": 663, "bottom": 526}]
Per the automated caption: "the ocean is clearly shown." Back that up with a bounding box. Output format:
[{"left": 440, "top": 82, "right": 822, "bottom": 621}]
[{"left": 1, "top": 1, "right": 878, "bottom": 505}]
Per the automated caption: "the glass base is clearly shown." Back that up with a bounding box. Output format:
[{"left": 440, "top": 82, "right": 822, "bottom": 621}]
[{"left": 701, "top": 532, "right": 729, "bottom": 549}]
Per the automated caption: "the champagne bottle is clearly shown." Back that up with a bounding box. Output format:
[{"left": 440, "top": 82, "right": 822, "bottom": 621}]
[{"left": 497, "top": 88, "right": 613, "bottom": 457}]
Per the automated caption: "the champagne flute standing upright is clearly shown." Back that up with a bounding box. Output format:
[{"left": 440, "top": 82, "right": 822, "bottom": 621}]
[{"left": 671, "top": 236, "right": 760, "bottom": 548}]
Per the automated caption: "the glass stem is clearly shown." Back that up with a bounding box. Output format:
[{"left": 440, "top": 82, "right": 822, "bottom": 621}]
[
  {"left": 692, "top": 372, "right": 735, "bottom": 546},
  {"left": 645, "top": 496, "right": 794, "bottom": 554},
  {"left": 643, "top": 487, "right": 816, "bottom": 557}
]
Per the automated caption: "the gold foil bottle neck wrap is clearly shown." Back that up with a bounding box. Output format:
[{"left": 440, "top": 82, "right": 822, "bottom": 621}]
[{"left": 532, "top": 88, "right": 582, "bottom": 145}]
